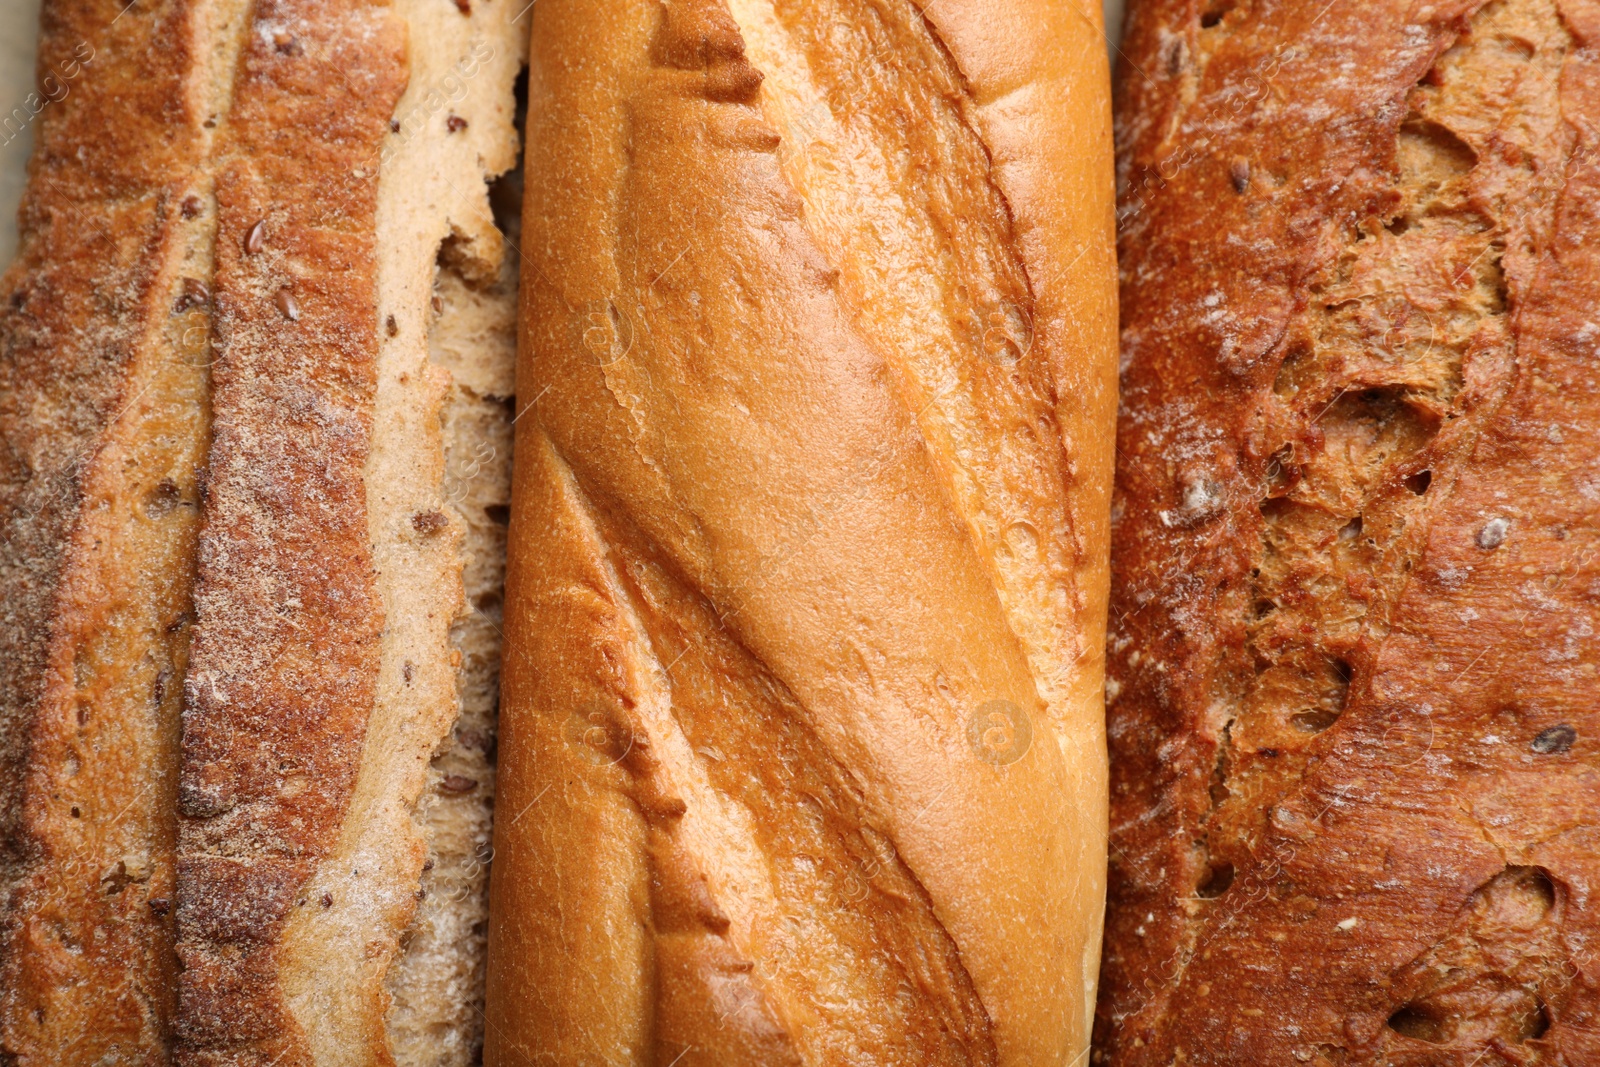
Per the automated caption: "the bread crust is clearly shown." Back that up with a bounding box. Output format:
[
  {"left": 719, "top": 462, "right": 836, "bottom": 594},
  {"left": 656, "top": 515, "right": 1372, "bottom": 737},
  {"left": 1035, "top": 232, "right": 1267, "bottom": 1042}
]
[
  {"left": 0, "top": 1, "right": 237, "bottom": 1060},
  {"left": 173, "top": 1, "right": 404, "bottom": 1061},
  {"left": 1101, "top": 0, "right": 1600, "bottom": 1062},
  {"left": 488, "top": 0, "right": 1116, "bottom": 1063},
  {"left": 2, "top": 1, "right": 524, "bottom": 1063}
]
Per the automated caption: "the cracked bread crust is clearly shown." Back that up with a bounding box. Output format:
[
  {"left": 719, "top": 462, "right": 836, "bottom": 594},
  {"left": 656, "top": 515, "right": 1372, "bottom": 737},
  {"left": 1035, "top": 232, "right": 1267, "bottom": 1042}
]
[
  {"left": 1101, "top": 0, "right": 1600, "bottom": 1063},
  {"left": 489, "top": 0, "right": 1117, "bottom": 1064}
]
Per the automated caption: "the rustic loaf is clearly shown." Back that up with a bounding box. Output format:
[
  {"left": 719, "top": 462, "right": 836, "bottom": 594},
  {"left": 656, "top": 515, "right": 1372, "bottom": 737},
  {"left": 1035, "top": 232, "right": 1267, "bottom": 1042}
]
[
  {"left": 1100, "top": 0, "right": 1600, "bottom": 1062},
  {"left": 0, "top": 0, "right": 524, "bottom": 1063},
  {"left": 0, "top": 4, "right": 214, "bottom": 1058},
  {"left": 487, "top": 0, "right": 1118, "bottom": 1063}
]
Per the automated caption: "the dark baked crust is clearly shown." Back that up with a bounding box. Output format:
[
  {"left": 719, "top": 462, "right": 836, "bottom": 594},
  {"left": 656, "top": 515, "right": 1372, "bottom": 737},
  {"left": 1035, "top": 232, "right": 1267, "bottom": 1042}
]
[
  {"left": 172, "top": 1, "right": 404, "bottom": 1062},
  {"left": 1100, "top": 0, "right": 1600, "bottom": 1062},
  {"left": 0, "top": 1, "right": 220, "bottom": 1060}
]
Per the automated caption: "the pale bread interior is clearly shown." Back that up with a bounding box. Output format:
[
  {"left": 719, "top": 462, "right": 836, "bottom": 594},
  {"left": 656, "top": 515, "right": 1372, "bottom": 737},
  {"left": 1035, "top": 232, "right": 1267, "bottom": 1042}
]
[{"left": 274, "top": 3, "right": 525, "bottom": 1063}]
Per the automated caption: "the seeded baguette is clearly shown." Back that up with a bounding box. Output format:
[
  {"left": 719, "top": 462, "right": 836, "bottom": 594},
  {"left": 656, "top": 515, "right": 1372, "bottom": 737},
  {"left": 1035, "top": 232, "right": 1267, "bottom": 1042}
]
[
  {"left": 0, "top": 1, "right": 525, "bottom": 1063},
  {"left": 0, "top": 2, "right": 224, "bottom": 1058},
  {"left": 1100, "top": 0, "right": 1600, "bottom": 1062},
  {"left": 173, "top": 1, "right": 524, "bottom": 1063}
]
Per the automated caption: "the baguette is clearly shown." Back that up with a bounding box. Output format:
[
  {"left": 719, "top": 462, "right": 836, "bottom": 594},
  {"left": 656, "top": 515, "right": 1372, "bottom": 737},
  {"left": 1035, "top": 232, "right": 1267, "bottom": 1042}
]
[
  {"left": 0, "top": 1, "right": 524, "bottom": 1063},
  {"left": 0, "top": 4, "right": 219, "bottom": 1058},
  {"left": 1100, "top": 0, "right": 1600, "bottom": 1062},
  {"left": 487, "top": 0, "right": 1118, "bottom": 1063}
]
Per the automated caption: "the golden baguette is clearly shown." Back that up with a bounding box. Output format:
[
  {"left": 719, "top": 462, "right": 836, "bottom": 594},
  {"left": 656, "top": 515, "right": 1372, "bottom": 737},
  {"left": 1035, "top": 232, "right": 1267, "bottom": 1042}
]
[{"left": 488, "top": 0, "right": 1119, "bottom": 1062}]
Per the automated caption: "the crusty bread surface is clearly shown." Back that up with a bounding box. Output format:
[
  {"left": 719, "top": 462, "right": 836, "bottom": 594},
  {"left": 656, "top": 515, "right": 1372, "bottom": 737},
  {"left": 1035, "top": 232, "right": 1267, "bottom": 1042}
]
[
  {"left": 1100, "top": 0, "right": 1600, "bottom": 1063},
  {"left": 174, "top": 0, "right": 524, "bottom": 1063},
  {"left": 0, "top": 1, "right": 524, "bottom": 1064},
  {"left": 487, "top": 1, "right": 1118, "bottom": 1064},
  {"left": 0, "top": 2, "right": 243, "bottom": 1060}
]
